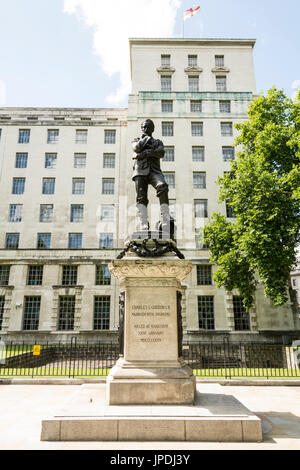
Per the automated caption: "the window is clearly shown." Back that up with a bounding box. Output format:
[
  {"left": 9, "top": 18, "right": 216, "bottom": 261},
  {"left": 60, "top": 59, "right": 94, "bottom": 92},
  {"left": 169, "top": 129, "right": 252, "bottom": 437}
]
[
  {"left": 23, "top": 296, "right": 41, "bottom": 330},
  {"left": 72, "top": 178, "right": 85, "bottom": 195},
  {"left": 74, "top": 153, "right": 86, "bottom": 168},
  {"left": 164, "top": 172, "right": 175, "bottom": 189},
  {"left": 163, "top": 147, "right": 174, "bottom": 162},
  {"left": 95, "top": 265, "right": 111, "bottom": 285},
  {"left": 58, "top": 296, "right": 75, "bottom": 330},
  {"left": 192, "top": 146, "right": 205, "bottom": 162},
  {"left": 219, "top": 101, "right": 231, "bottom": 113},
  {"left": 161, "top": 76, "right": 172, "bottom": 92},
  {"left": 15, "top": 153, "right": 28, "bottom": 168},
  {"left": 42, "top": 178, "right": 55, "bottom": 194},
  {"left": 233, "top": 296, "right": 250, "bottom": 331},
  {"left": 18, "top": 129, "right": 30, "bottom": 144},
  {"left": 5, "top": 233, "right": 19, "bottom": 249},
  {"left": 68, "top": 233, "right": 82, "bottom": 249},
  {"left": 197, "top": 265, "right": 212, "bottom": 285},
  {"left": 99, "top": 233, "right": 113, "bottom": 249},
  {"left": 216, "top": 76, "right": 227, "bottom": 92},
  {"left": 0, "top": 266, "right": 10, "bottom": 286},
  {"left": 215, "top": 55, "right": 224, "bottom": 67},
  {"left": 191, "top": 122, "right": 203, "bottom": 136},
  {"left": 161, "top": 54, "right": 171, "bottom": 67},
  {"left": 222, "top": 146, "right": 235, "bottom": 161},
  {"left": 27, "top": 265, "right": 43, "bottom": 286},
  {"left": 9, "top": 204, "right": 22, "bottom": 222},
  {"left": 94, "top": 296, "right": 110, "bottom": 330},
  {"left": 102, "top": 178, "right": 115, "bottom": 194},
  {"left": 37, "top": 233, "right": 51, "bottom": 249},
  {"left": 103, "top": 153, "right": 115, "bottom": 168},
  {"left": 12, "top": 177, "right": 25, "bottom": 194},
  {"left": 62, "top": 266, "right": 78, "bottom": 286},
  {"left": 45, "top": 153, "right": 57, "bottom": 169},
  {"left": 162, "top": 122, "right": 174, "bottom": 136},
  {"left": 70, "top": 204, "right": 84, "bottom": 222},
  {"left": 188, "top": 55, "right": 197, "bottom": 67},
  {"left": 190, "top": 100, "right": 202, "bottom": 113},
  {"left": 292, "top": 279, "right": 297, "bottom": 287},
  {"left": 40, "top": 205, "right": 53, "bottom": 222},
  {"left": 101, "top": 205, "right": 114, "bottom": 222},
  {"left": 193, "top": 172, "right": 206, "bottom": 189},
  {"left": 221, "top": 122, "right": 233, "bottom": 137},
  {"left": 194, "top": 199, "right": 208, "bottom": 218},
  {"left": 195, "top": 230, "right": 209, "bottom": 249},
  {"left": 198, "top": 296, "right": 215, "bottom": 330},
  {"left": 47, "top": 129, "right": 59, "bottom": 144},
  {"left": 188, "top": 76, "right": 199, "bottom": 92},
  {"left": 75, "top": 129, "right": 87, "bottom": 144},
  {"left": 0, "top": 297, "right": 4, "bottom": 330},
  {"left": 226, "top": 203, "right": 236, "bottom": 218},
  {"left": 104, "top": 130, "right": 116, "bottom": 144},
  {"left": 161, "top": 100, "right": 173, "bottom": 113}
]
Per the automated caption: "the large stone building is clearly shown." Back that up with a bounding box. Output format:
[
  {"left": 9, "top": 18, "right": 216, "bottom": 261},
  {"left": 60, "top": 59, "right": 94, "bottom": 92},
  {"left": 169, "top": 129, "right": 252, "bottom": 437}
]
[{"left": 0, "top": 38, "right": 299, "bottom": 344}]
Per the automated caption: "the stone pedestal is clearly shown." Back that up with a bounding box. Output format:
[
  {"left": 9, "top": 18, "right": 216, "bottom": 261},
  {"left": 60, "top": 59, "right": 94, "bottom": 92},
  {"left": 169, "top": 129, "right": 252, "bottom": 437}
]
[{"left": 106, "top": 258, "right": 196, "bottom": 405}]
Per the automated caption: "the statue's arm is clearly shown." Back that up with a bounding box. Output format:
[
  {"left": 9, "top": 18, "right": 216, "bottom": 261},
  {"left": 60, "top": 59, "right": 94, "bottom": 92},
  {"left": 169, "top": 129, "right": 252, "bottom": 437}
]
[
  {"left": 132, "top": 136, "right": 151, "bottom": 153},
  {"left": 149, "top": 141, "right": 165, "bottom": 159}
]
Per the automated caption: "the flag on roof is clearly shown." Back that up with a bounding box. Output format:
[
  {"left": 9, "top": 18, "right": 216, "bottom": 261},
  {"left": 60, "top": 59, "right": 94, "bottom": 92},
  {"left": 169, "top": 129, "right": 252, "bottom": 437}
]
[{"left": 184, "top": 5, "right": 200, "bottom": 20}]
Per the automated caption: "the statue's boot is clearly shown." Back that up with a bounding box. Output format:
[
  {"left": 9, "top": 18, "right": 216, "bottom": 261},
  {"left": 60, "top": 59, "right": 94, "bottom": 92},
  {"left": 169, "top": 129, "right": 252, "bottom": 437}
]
[{"left": 137, "top": 203, "right": 149, "bottom": 231}]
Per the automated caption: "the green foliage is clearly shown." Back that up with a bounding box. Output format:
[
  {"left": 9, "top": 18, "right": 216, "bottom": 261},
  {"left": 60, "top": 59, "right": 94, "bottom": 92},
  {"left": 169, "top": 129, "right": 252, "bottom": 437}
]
[{"left": 204, "top": 88, "right": 300, "bottom": 309}]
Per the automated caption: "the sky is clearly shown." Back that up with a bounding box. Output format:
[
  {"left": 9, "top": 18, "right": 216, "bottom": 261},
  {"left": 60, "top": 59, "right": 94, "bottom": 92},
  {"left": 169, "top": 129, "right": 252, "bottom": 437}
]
[{"left": 0, "top": 0, "right": 299, "bottom": 109}]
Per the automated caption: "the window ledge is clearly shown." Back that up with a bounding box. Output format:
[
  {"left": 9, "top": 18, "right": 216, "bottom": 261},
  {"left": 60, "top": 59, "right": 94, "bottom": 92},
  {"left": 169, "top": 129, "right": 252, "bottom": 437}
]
[
  {"left": 156, "top": 66, "right": 175, "bottom": 74},
  {"left": 184, "top": 66, "right": 203, "bottom": 74},
  {"left": 52, "top": 285, "right": 84, "bottom": 289},
  {"left": 212, "top": 67, "right": 230, "bottom": 74}
]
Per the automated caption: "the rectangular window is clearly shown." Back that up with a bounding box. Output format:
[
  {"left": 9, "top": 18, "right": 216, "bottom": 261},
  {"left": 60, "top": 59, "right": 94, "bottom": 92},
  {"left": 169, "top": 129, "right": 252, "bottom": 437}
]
[
  {"left": 0, "top": 296, "right": 4, "bottom": 330},
  {"left": 194, "top": 199, "right": 208, "bottom": 218},
  {"left": 18, "top": 129, "right": 30, "bottom": 144},
  {"left": 47, "top": 129, "right": 59, "bottom": 144},
  {"left": 9, "top": 204, "right": 22, "bottom": 222},
  {"left": 15, "top": 153, "right": 28, "bottom": 168},
  {"left": 188, "top": 55, "right": 198, "bottom": 67},
  {"left": 58, "top": 296, "right": 75, "bottom": 331},
  {"left": 195, "top": 230, "right": 209, "bottom": 249},
  {"left": 233, "top": 296, "right": 250, "bottom": 331},
  {"left": 27, "top": 265, "right": 43, "bottom": 286},
  {"left": 62, "top": 266, "right": 78, "bottom": 286},
  {"left": 99, "top": 233, "right": 113, "bottom": 249},
  {"left": 70, "top": 204, "right": 84, "bottom": 222},
  {"left": 42, "top": 178, "right": 55, "bottom": 194},
  {"left": 164, "top": 172, "right": 175, "bottom": 189},
  {"left": 101, "top": 205, "right": 114, "bottom": 222},
  {"left": 219, "top": 101, "right": 231, "bottom": 113},
  {"left": 104, "top": 130, "right": 116, "bottom": 144},
  {"left": 0, "top": 266, "right": 10, "bottom": 286},
  {"left": 226, "top": 203, "right": 236, "bottom": 219},
  {"left": 161, "top": 54, "right": 171, "bottom": 67},
  {"left": 190, "top": 100, "right": 202, "bottom": 113},
  {"left": 94, "top": 296, "right": 110, "bottom": 330},
  {"left": 72, "top": 178, "right": 85, "bottom": 195},
  {"left": 12, "top": 177, "right": 25, "bottom": 194},
  {"left": 102, "top": 178, "right": 115, "bottom": 194},
  {"left": 45, "top": 153, "right": 57, "bottom": 169},
  {"left": 215, "top": 55, "right": 224, "bottom": 67},
  {"left": 68, "top": 233, "right": 82, "bottom": 249},
  {"left": 162, "top": 122, "right": 174, "bottom": 136},
  {"left": 197, "top": 265, "right": 212, "bottom": 285},
  {"left": 191, "top": 122, "right": 203, "bottom": 136},
  {"left": 23, "top": 296, "right": 41, "bottom": 330},
  {"left": 95, "top": 265, "right": 111, "bottom": 285},
  {"left": 216, "top": 76, "right": 227, "bottom": 92},
  {"left": 192, "top": 146, "right": 205, "bottom": 162},
  {"left": 221, "top": 122, "right": 233, "bottom": 137},
  {"left": 161, "top": 100, "right": 173, "bottom": 113},
  {"left": 198, "top": 296, "right": 215, "bottom": 330},
  {"left": 5, "top": 233, "right": 19, "bottom": 249},
  {"left": 74, "top": 153, "right": 86, "bottom": 168},
  {"left": 103, "top": 153, "right": 115, "bottom": 168},
  {"left": 37, "top": 233, "right": 51, "bottom": 249},
  {"left": 222, "top": 146, "right": 235, "bottom": 161},
  {"left": 163, "top": 147, "right": 175, "bottom": 162},
  {"left": 193, "top": 172, "right": 206, "bottom": 189},
  {"left": 40, "top": 205, "right": 53, "bottom": 222},
  {"left": 161, "top": 76, "right": 172, "bottom": 92},
  {"left": 188, "top": 76, "right": 199, "bottom": 92},
  {"left": 75, "top": 129, "right": 87, "bottom": 144}
]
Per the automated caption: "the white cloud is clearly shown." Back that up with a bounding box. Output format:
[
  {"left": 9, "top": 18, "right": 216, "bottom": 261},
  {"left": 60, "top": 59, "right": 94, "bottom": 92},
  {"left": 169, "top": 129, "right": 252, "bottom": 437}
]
[
  {"left": 0, "top": 80, "right": 6, "bottom": 105},
  {"left": 63, "top": 0, "right": 181, "bottom": 105}
]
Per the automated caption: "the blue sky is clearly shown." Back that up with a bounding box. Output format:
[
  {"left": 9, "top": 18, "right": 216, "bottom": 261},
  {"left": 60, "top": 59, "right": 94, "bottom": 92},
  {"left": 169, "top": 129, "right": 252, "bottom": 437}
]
[{"left": 0, "top": 0, "right": 299, "bottom": 108}]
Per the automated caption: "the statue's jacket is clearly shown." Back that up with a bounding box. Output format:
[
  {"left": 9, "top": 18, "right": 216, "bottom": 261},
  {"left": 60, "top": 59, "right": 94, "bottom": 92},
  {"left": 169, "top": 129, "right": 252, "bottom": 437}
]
[{"left": 132, "top": 135, "right": 165, "bottom": 179}]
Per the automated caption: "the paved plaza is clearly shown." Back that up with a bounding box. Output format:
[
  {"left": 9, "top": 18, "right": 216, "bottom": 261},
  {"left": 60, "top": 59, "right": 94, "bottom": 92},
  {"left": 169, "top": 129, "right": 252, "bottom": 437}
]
[{"left": 0, "top": 381, "right": 299, "bottom": 450}]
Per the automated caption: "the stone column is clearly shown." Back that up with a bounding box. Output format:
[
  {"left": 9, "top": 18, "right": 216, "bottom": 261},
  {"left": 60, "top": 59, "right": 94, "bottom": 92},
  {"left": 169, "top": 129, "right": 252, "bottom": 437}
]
[{"left": 106, "top": 259, "right": 196, "bottom": 405}]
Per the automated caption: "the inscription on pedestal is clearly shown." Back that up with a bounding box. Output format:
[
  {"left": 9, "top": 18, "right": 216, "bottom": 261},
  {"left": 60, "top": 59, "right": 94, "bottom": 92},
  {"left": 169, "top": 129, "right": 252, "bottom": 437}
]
[{"left": 131, "top": 303, "right": 171, "bottom": 344}]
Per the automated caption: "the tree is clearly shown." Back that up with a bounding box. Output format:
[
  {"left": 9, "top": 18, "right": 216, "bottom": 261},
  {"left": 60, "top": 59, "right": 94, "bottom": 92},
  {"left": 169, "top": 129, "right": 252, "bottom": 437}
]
[{"left": 204, "top": 88, "right": 300, "bottom": 311}]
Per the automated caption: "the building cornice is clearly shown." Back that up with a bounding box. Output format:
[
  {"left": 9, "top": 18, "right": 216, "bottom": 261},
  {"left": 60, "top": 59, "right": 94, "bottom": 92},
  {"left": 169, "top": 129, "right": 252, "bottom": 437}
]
[{"left": 129, "top": 38, "right": 256, "bottom": 47}]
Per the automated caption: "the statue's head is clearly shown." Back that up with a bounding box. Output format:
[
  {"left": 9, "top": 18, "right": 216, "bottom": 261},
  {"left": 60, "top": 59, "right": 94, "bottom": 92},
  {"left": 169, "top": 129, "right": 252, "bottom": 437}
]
[{"left": 141, "top": 119, "right": 155, "bottom": 136}]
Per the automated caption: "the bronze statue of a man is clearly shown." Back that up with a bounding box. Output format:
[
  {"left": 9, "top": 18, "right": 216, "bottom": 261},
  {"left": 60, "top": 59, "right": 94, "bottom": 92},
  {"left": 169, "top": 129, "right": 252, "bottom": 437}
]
[{"left": 132, "top": 119, "right": 171, "bottom": 234}]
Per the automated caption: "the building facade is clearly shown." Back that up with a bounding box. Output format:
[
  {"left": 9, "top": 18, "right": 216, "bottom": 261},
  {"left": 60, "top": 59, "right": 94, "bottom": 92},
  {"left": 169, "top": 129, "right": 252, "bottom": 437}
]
[{"left": 0, "top": 38, "right": 299, "bottom": 344}]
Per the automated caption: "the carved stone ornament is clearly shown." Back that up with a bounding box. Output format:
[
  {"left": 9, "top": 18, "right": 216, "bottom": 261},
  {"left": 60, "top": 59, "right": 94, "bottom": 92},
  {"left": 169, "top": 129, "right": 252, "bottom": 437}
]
[{"left": 108, "top": 259, "right": 192, "bottom": 282}]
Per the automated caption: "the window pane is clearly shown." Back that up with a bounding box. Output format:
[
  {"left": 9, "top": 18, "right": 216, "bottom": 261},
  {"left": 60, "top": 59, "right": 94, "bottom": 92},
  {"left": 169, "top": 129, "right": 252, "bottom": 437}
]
[
  {"left": 221, "top": 122, "right": 233, "bottom": 136},
  {"left": 193, "top": 172, "right": 206, "bottom": 189},
  {"left": 58, "top": 296, "right": 75, "bottom": 330},
  {"left": 215, "top": 55, "right": 224, "bottom": 67},
  {"left": 161, "top": 54, "right": 171, "bottom": 67},
  {"left": 27, "top": 265, "right": 43, "bottom": 286},
  {"left": 195, "top": 229, "right": 209, "bottom": 249},
  {"left": 161, "top": 100, "right": 173, "bottom": 112},
  {"left": 0, "top": 266, "right": 10, "bottom": 286},
  {"left": 12, "top": 178, "right": 25, "bottom": 194},
  {"left": 72, "top": 178, "right": 85, "bottom": 195},
  {"left": 45, "top": 153, "right": 57, "bottom": 169},
  {"left": 94, "top": 296, "right": 110, "bottom": 330},
  {"left": 5, "top": 233, "right": 19, "bottom": 249},
  {"left": 47, "top": 129, "right": 59, "bottom": 144},
  {"left": 68, "top": 233, "right": 82, "bottom": 249},
  {"left": 62, "top": 266, "right": 78, "bottom": 285},
  {"left": 162, "top": 122, "right": 173, "bottom": 136},
  {"left": 191, "top": 122, "right": 203, "bottom": 136},
  {"left": 163, "top": 147, "right": 174, "bottom": 162},
  {"left": 40, "top": 205, "right": 53, "bottom": 222},
  {"left": 197, "top": 265, "right": 212, "bottom": 285},
  {"left": 74, "top": 153, "right": 86, "bottom": 168},
  {"left": 233, "top": 296, "right": 250, "bottom": 331},
  {"left": 192, "top": 147, "right": 205, "bottom": 162},
  {"left": 42, "top": 178, "right": 55, "bottom": 194},
  {"left": 188, "top": 55, "right": 197, "bottom": 67},
  {"left": 76, "top": 129, "right": 87, "bottom": 144},
  {"left": 190, "top": 100, "right": 202, "bottom": 113},
  {"left": 226, "top": 203, "right": 236, "bottom": 218},
  {"left": 216, "top": 76, "right": 227, "bottom": 91},
  {"left": 18, "top": 130, "right": 30, "bottom": 144},
  {"left": 188, "top": 76, "right": 199, "bottom": 92},
  {"left": 99, "top": 233, "right": 113, "bottom": 249},
  {"left": 101, "top": 205, "right": 114, "bottom": 222},
  {"left": 194, "top": 199, "right": 208, "bottom": 218},
  {"left": 15, "top": 153, "right": 28, "bottom": 168},
  {"left": 103, "top": 153, "right": 115, "bottom": 168},
  {"left": 95, "top": 265, "right": 111, "bottom": 285},
  {"left": 37, "top": 233, "right": 51, "bottom": 249},
  {"left": 9, "top": 204, "right": 22, "bottom": 222},
  {"left": 222, "top": 147, "right": 235, "bottom": 161},
  {"left": 102, "top": 178, "right": 115, "bottom": 194},
  {"left": 161, "top": 76, "right": 171, "bottom": 92},
  {"left": 164, "top": 173, "right": 175, "bottom": 189},
  {"left": 104, "top": 130, "right": 116, "bottom": 144},
  {"left": 198, "top": 296, "right": 215, "bottom": 330},
  {"left": 70, "top": 205, "right": 84, "bottom": 222},
  {"left": 23, "top": 296, "right": 41, "bottom": 330},
  {"left": 219, "top": 101, "right": 231, "bottom": 113}
]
